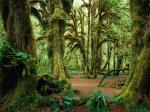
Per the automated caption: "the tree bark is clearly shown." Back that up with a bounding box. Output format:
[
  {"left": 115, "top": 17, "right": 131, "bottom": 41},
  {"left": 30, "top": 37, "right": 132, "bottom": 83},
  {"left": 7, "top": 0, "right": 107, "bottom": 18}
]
[
  {"left": 118, "top": 0, "right": 150, "bottom": 105},
  {"left": 0, "top": 0, "right": 42, "bottom": 108},
  {"left": 115, "top": 53, "right": 123, "bottom": 76},
  {"left": 48, "top": 2, "right": 67, "bottom": 82},
  {"left": 0, "top": 0, "right": 9, "bottom": 30}
]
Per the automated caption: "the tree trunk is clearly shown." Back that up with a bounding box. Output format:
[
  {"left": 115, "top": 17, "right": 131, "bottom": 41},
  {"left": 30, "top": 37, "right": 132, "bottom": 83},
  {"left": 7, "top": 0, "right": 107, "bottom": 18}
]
[
  {"left": 91, "top": 2, "right": 98, "bottom": 78},
  {"left": 113, "top": 40, "right": 116, "bottom": 75},
  {"left": 118, "top": 0, "right": 150, "bottom": 105},
  {"left": 107, "top": 42, "right": 111, "bottom": 70},
  {"left": 0, "top": 0, "right": 42, "bottom": 108},
  {"left": 79, "top": 10, "right": 87, "bottom": 75},
  {"left": 90, "top": 0, "right": 103, "bottom": 78},
  {"left": 85, "top": 0, "right": 91, "bottom": 76},
  {"left": 115, "top": 53, "right": 123, "bottom": 76},
  {"left": 0, "top": 0, "right": 9, "bottom": 30},
  {"left": 48, "top": 2, "right": 67, "bottom": 82}
]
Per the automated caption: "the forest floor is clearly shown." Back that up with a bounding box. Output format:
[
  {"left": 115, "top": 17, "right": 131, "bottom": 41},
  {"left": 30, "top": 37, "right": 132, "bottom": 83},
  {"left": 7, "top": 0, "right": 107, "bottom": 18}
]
[
  {"left": 70, "top": 75, "right": 127, "bottom": 97},
  {"left": 34, "top": 75, "right": 127, "bottom": 112},
  {"left": 0, "top": 75, "right": 127, "bottom": 112},
  {"left": 69, "top": 75, "right": 127, "bottom": 112}
]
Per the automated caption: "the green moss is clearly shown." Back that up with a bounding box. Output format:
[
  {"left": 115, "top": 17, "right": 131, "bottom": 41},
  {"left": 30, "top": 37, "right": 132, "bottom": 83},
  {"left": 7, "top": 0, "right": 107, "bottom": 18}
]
[
  {"left": 5, "top": 77, "right": 43, "bottom": 109},
  {"left": 48, "top": 1, "right": 67, "bottom": 82},
  {"left": 118, "top": 0, "right": 150, "bottom": 106},
  {"left": 50, "top": 4, "right": 66, "bottom": 23}
]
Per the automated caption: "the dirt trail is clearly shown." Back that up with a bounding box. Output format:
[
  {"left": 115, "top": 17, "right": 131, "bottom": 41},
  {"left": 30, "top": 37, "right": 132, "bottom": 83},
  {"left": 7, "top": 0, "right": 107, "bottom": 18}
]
[{"left": 70, "top": 75, "right": 126, "bottom": 97}]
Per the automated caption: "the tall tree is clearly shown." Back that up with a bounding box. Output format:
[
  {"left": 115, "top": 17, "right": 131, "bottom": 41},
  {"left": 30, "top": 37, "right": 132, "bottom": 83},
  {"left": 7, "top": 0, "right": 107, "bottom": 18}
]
[
  {"left": 49, "top": 3, "right": 66, "bottom": 81},
  {"left": 48, "top": 0, "right": 73, "bottom": 81},
  {"left": 118, "top": 0, "right": 150, "bottom": 105},
  {"left": 0, "top": 0, "right": 41, "bottom": 108}
]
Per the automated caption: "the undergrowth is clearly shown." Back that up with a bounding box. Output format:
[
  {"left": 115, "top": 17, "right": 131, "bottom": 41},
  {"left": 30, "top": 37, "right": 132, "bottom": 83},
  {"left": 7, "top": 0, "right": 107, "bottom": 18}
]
[
  {"left": 127, "top": 104, "right": 150, "bottom": 112},
  {"left": 0, "top": 39, "right": 36, "bottom": 76}
]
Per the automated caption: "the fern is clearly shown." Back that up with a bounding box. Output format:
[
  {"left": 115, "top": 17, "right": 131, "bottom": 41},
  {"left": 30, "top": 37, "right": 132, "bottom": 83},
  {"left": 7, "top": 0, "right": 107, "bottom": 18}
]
[
  {"left": 0, "top": 39, "right": 36, "bottom": 76},
  {"left": 86, "top": 92, "right": 109, "bottom": 112}
]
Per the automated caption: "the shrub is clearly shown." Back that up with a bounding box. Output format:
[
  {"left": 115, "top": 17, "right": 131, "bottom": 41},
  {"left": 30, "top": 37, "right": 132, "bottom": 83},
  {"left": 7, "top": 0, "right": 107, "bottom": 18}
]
[
  {"left": 47, "top": 95, "right": 75, "bottom": 112},
  {"left": 127, "top": 104, "right": 150, "bottom": 112},
  {"left": 86, "top": 92, "right": 109, "bottom": 112}
]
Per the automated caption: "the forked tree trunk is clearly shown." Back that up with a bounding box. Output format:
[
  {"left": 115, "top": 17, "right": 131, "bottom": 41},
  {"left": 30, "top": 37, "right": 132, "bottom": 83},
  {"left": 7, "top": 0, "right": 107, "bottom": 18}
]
[
  {"left": 0, "top": 0, "right": 41, "bottom": 108},
  {"left": 118, "top": 0, "right": 150, "bottom": 105}
]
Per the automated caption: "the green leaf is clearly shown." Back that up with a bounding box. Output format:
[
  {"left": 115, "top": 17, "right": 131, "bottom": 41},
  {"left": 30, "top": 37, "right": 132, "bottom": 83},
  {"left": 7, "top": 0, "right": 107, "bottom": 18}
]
[{"left": 48, "top": 97, "right": 57, "bottom": 106}]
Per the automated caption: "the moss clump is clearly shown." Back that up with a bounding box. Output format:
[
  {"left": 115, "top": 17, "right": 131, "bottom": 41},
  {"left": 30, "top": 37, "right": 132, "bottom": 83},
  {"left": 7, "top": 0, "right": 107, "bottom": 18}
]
[{"left": 4, "top": 77, "right": 43, "bottom": 110}]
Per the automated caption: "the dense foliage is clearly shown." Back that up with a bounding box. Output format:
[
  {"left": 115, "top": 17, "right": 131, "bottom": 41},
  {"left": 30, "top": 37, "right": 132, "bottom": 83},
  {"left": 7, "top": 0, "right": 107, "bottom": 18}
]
[
  {"left": 0, "top": 0, "right": 150, "bottom": 111},
  {"left": 0, "top": 39, "right": 36, "bottom": 76}
]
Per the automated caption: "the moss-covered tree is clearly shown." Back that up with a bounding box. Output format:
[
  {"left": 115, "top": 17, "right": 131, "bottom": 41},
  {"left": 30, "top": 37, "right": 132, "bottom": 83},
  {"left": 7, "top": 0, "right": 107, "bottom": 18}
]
[
  {"left": 118, "top": 0, "right": 150, "bottom": 105},
  {"left": 48, "top": 2, "right": 66, "bottom": 82},
  {"left": 48, "top": 0, "right": 73, "bottom": 81},
  {"left": 0, "top": 0, "right": 41, "bottom": 108}
]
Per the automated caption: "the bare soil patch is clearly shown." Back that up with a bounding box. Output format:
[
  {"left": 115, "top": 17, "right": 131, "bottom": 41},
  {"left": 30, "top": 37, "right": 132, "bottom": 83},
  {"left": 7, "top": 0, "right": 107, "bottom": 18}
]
[{"left": 70, "top": 75, "right": 127, "bottom": 97}]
